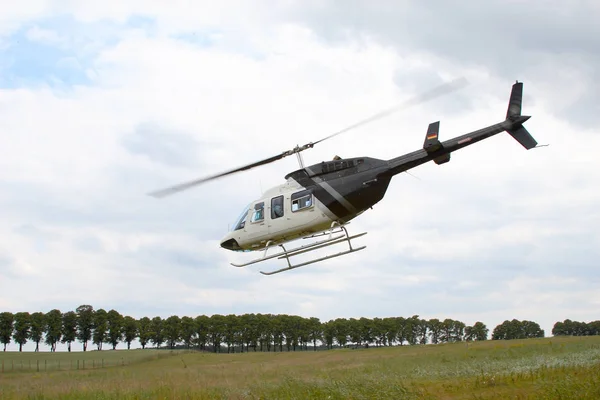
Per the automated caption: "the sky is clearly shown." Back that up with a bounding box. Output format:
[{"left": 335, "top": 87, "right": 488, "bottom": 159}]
[{"left": 1, "top": 1, "right": 599, "bottom": 351}]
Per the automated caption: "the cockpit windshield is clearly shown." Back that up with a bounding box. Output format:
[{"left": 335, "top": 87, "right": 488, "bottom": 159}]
[{"left": 231, "top": 204, "right": 250, "bottom": 231}]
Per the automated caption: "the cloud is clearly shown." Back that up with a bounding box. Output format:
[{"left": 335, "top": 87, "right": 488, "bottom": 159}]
[
  {"left": 121, "top": 122, "right": 204, "bottom": 168},
  {"left": 281, "top": 0, "right": 600, "bottom": 127},
  {"left": 0, "top": 2, "right": 598, "bottom": 352}
]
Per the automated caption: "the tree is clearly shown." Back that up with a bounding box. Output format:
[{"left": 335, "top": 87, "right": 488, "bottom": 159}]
[
  {"left": 222, "top": 314, "right": 238, "bottom": 353},
  {"left": 428, "top": 319, "right": 443, "bottom": 344},
  {"left": 61, "top": 311, "right": 78, "bottom": 352},
  {"left": 349, "top": 317, "right": 362, "bottom": 347},
  {"left": 150, "top": 316, "right": 164, "bottom": 348},
  {"left": 415, "top": 318, "right": 429, "bottom": 345},
  {"left": 466, "top": 322, "right": 488, "bottom": 341},
  {"left": 209, "top": 315, "right": 225, "bottom": 353},
  {"left": 322, "top": 321, "right": 335, "bottom": 349},
  {"left": 492, "top": 319, "right": 544, "bottom": 340},
  {"left": 383, "top": 317, "right": 398, "bottom": 346},
  {"left": 244, "top": 313, "right": 261, "bottom": 352},
  {"left": 271, "top": 315, "right": 285, "bottom": 352},
  {"left": 45, "top": 309, "right": 62, "bottom": 352},
  {"left": 588, "top": 320, "right": 600, "bottom": 336},
  {"left": 403, "top": 316, "right": 419, "bottom": 345},
  {"left": 0, "top": 312, "right": 14, "bottom": 351},
  {"left": 552, "top": 319, "right": 598, "bottom": 336},
  {"left": 552, "top": 320, "right": 567, "bottom": 336},
  {"left": 180, "top": 316, "right": 196, "bottom": 349},
  {"left": 137, "top": 317, "right": 152, "bottom": 349},
  {"left": 92, "top": 309, "right": 108, "bottom": 350},
  {"left": 29, "top": 312, "right": 45, "bottom": 352},
  {"left": 371, "top": 317, "right": 387, "bottom": 347},
  {"left": 395, "top": 317, "right": 407, "bottom": 345},
  {"left": 164, "top": 315, "right": 181, "bottom": 349},
  {"left": 194, "top": 315, "right": 210, "bottom": 350},
  {"left": 522, "top": 320, "right": 545, "bottom": 338},
  {"left": 122, "top": 316, "right": 138, "bottom": 350},
  {"left": 76, "top": 305, "right": 94, "bottom": 351},
  {"left": 332, "top": 318, "right": 350, "bottom": 348},
  {"left": 451, "top": 320, "right": 466, "bottom": 342},
  {"left": 308, "top": 317, "right": 322, "bottom": 351},
  {"left": 12, "top": 312, "right": 31, "bottom": 352},
  {"left": 106, "top": 310, "right": 124, "bottom": 350}
]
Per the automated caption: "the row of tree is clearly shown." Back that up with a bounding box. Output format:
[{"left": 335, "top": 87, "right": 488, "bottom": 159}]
[
  {"left": 0, "top": 305, "right": 563, "bottom": 353},
  {"left": 552, "top": 319, "right": 600, "bottom": 336}
]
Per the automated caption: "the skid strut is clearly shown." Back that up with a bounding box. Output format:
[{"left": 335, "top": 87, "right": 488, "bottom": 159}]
[{"left": 230, "top": 222, "right": 367, "bottom": 275}]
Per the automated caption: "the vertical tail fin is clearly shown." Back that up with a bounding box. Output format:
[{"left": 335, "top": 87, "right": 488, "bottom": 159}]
[
  {"left": 505, "top": 81, "right": 538, "bottom": 150},
  {"left": 506, "top": 81, "right": 523, "bottom": 119}
]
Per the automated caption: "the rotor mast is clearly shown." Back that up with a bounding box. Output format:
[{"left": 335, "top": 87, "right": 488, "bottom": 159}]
[{"left": 294, "top": 145, "right": 306, "bottom": 168}]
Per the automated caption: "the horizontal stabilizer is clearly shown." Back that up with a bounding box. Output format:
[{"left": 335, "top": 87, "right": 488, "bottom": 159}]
[
  {"left": 507, "top": 125, "right": 537, "bottom": 150},
  {"left": 423, "top": 121, "right": 442, "bottom": 154}
]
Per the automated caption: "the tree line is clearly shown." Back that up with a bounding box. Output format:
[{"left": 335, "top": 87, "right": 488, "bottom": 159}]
[
  {"left": 552, "top": 319, "right": 600, "bottom": 337},
  {"left": 0, "top": 305, "right": 555, "bottom": 353}
]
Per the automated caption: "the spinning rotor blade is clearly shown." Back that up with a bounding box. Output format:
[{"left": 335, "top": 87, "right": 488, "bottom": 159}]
[
  {"left": 148, "top": 152, "right": 288, "bottom": 198},
  {"left": 148, "top": 77, "right": 468, "bottom": 198},
  {"left": 312, "top": 76, "right": 469, "bottom": 146}
]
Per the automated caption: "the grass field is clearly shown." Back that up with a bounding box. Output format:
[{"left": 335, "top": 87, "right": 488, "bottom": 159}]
[
  {"left": 1, "top": 336, "right": 599, "bottom": 399},
  {"left": 0, "top": 348, "right": 173, "bottom": 373}
]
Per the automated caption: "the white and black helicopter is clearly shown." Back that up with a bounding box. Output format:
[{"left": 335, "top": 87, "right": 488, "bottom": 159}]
[{"left": 149, "top": 80, "right": 540, "bottom": 275}]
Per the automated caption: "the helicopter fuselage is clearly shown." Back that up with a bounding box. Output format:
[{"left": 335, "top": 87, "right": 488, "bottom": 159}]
[{"left": 219, "top": 156, "right": 392, "bottom": 251}]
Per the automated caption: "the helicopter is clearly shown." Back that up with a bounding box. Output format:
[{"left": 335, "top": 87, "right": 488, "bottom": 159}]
[{"left": 149, "top": 79, "right": 540, "bottom": 275}]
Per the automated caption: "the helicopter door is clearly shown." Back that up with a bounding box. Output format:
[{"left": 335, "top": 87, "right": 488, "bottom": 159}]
[
  {"left": 245, "top": 200, "right": 267, "bottom": 241},
  {"left": 267, "top": 195, "right": 287, "bottom": 235}
]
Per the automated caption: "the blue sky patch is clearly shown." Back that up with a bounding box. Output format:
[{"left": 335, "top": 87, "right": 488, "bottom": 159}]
[{"left": 0, "top": 14, "right": 158, "bottom": 89}]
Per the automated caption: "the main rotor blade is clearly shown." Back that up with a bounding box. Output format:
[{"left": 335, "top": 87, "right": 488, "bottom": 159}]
[
  {"left": 148, "top": 152, "right": 287, "bottom": 198},
  {"left": 311, "top": 76, "right": 469, "bottom": 146},
  {"left": 148, "top": 77, "right": 468, "bottom": 198}
]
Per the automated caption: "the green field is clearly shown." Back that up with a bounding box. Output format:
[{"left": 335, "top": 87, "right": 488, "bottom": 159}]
[{"left": 1, "top": 336, "right": 599, "bottom": 399}]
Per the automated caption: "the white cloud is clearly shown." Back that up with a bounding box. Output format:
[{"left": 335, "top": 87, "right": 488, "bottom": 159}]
[{"left": 0, "top": 1, "right": 598, "bottom": 351}]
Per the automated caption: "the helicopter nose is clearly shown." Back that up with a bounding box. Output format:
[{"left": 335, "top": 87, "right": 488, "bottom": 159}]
[{"left": 220, "top": 238, "right": 241, "bottom": 251}]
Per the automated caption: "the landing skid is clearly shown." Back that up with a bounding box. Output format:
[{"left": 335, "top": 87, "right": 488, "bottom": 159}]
[{"left": 230, "top": 223, "right": 367, "bottom": 275}]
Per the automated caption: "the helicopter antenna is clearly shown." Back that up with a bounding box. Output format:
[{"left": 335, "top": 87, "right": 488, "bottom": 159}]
[
  {"left": 404, "top": 171, "right": 421, "bottom": 180},
  {"left": 148, "top": 77, "right": 468, "bottom": 198}
]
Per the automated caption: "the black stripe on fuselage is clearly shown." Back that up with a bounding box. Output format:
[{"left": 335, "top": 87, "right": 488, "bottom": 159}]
[{"left": 290, "top": 171, "right": 352, "bottom": 220}]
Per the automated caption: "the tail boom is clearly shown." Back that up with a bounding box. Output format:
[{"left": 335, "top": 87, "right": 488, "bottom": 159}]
[{"left": 385, "top": 80, "right": 538, "bottom": 176}]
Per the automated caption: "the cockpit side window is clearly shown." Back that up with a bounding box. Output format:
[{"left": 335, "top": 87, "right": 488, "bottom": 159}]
[
  {"left": 291, "top": 189, "right": 313, "bottom": 212},
  {"left": 250, "top": 201, "right": 265, "bottom": 223},
  {"left": 271, "top": 195, "right": 284, "bottom": 219}
]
